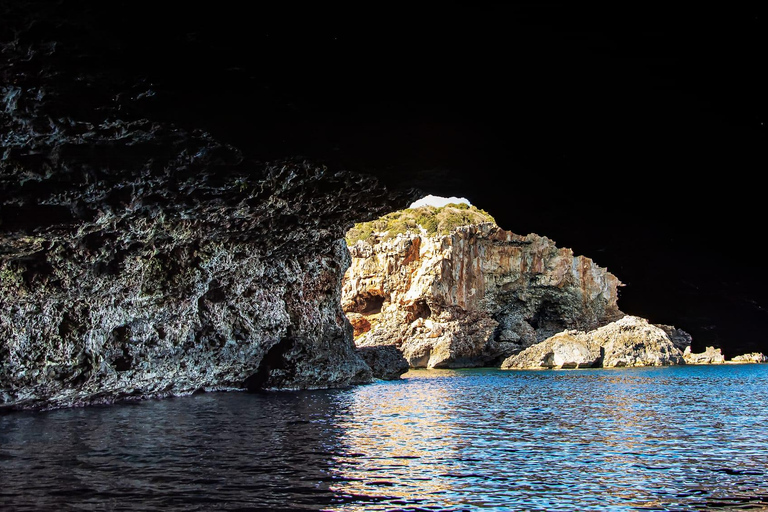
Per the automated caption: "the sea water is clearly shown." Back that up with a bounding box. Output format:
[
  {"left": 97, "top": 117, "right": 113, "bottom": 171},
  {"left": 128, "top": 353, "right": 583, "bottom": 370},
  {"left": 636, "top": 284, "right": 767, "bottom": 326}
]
[{"left": 1, "top": 364, "right": 767, "bottom": 511}]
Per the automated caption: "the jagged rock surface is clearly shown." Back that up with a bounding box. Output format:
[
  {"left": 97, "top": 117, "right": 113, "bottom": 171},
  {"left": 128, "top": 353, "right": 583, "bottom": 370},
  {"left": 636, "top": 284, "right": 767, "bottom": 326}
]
[
  {"left": 502, "top": 315, "right": 687, "bottom": 369},
  {"left": 342, "top": 223, "right": 624, "bottom": 368},
  {"left": 730, "top": 352, "right": 767, "bottom": 363},
  {"left": 1, "top": 154, "right": 416, "bottom": 411},
  {"left": 0, "top": 5, "right": 425, "bottom": 410},
  {"left": 683, "top": 346, "right": 726, "bottom": 365},
  {"left": 357, "top": 345, "right": 410, "bottom": 381}
]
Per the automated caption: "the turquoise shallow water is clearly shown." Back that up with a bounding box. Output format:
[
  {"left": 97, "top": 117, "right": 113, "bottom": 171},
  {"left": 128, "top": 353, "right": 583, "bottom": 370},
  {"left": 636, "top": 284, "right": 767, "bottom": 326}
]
[{"left": 1, "top": 364, "right": 767, "bottom": 511}]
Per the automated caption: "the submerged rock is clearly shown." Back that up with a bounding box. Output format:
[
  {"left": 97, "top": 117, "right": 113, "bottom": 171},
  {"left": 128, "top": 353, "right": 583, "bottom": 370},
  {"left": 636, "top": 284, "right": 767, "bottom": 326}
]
[
  {"left": 343, "top": 217, "right": 624, "bottom": 368},
  {"left": 502, "top": 316, "right": 687, "bottom": 369}
]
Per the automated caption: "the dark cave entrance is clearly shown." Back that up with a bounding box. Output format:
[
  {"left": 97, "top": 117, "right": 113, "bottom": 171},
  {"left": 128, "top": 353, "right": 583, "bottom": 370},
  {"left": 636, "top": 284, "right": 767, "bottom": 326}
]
[{"left": 345, "top": 291, "right": 387, "bottom": 316}]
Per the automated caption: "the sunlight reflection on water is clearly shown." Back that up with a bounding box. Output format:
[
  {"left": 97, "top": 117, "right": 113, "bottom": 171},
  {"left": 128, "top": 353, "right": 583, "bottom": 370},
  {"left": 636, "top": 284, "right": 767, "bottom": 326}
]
[
  {"left": 329, "top": 365, "right": 768, "bottom": 511},
  {"left": 1, "top": 365, "right": 767, "bottom": 511}
]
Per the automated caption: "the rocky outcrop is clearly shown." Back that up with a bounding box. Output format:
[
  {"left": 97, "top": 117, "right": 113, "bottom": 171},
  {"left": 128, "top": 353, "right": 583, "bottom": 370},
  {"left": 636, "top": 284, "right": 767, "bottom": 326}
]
[
  {"left": 683, "top": 346, "right": 726, "bottom": 365},
  {"left": 501, "top": 315, "right": 687, "bottom": 369},
  {"left": 357, "top": 345, "right": 410, "bottom": 380},
  {"left": 0, "top": 4, "right": 427, "bottom": 411},
  {"left": 655, "top": 324, "right": 694, "bottom": 352},
  {"left": 730, "top": 352, "right": 768, "bottom": 363},
  {"left": 499, "top": 331, "right": 602, "bottom": 369},
  {"left": 1, "top": 154, "right": 417, "bottom": 411},
  {"left": 342, "top": 222, "right": 624, "bottom": 368}
]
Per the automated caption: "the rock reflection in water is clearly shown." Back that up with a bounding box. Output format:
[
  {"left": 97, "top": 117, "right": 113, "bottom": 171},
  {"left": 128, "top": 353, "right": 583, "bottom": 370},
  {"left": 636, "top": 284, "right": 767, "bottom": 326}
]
[
  {"left": 0, "top": 392, "right": 347, "bottom": 511},
  {"left": 330, "top": 366, "right": 768, "bottom": 511},
  {"left": 2, "top": 365, "right": 768, "bottom": 511},
  {"left": 331, "top": 372, "right": 460, "bottom": 507}
]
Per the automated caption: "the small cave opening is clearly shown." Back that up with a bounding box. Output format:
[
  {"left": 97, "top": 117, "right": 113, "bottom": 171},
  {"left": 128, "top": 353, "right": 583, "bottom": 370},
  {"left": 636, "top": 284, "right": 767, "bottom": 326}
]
[
  {"left": 404, "top": 299, "right": 431, "bottom": 323},
  {"left": 345, "top": 291, "right": 387, "bottom": 316},
  {"left": 244, "top": 336, "right": 295, "bottom": 392},
  {"left": 528, "top": 300, "right": 567, "bottom": 342}
]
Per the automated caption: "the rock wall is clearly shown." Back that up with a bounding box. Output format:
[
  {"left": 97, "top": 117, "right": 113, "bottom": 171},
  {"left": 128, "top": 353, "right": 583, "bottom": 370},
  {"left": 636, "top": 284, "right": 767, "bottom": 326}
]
[
  {"left": 0, "top": 4, "right": 423, "bottom": 411},
  {"left": 342, "top": 223, "right": 624, "bottom": 367},
  {"left": 1, "top": 153, "right": 415, "bottom": 411}
]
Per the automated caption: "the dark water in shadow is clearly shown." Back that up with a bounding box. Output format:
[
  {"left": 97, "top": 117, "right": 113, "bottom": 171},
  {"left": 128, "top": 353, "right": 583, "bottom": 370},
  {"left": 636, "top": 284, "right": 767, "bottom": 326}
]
[{"left": 2, "top": 365, "right": 768, "bottom": 511}]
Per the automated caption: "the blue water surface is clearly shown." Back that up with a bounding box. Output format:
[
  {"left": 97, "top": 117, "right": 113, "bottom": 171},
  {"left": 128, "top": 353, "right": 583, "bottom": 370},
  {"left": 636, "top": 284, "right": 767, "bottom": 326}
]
[{"left": 1, "top": 364, "right": 767, "bottom": 511}]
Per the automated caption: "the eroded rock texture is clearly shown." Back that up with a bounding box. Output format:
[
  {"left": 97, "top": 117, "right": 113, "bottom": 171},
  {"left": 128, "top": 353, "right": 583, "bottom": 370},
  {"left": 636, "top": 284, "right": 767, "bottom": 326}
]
[
  {"left": 502, "top": 315, "right": 687, "bottom": 369},
  {"left": 730, "top": 352, "right": 768, "bottom": 364},
  {"left": 342, "top": 223, "right": 624, "bottom": 368},
  {"left": 0, "top": 3, "right": 425, "bottom": 410},
  {"left": 356, "top": 345, "right": 410, "bottom": 381},
  {"left": 1, "top": 152, "right": 416, "bottom": 410},
  {"left": 683, "top": 346, "right": 726, "bottom": 365}
]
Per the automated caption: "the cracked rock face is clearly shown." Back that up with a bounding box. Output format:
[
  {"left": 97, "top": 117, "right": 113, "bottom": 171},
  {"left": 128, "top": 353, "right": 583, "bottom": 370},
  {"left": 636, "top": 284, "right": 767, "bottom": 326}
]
[{"left": 342, "top": 223, "right": 624, "bottom": 368}]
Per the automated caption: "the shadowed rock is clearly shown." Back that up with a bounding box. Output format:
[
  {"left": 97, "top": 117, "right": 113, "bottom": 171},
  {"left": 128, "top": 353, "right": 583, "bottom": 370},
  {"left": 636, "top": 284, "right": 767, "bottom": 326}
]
[{"left": 357, "top": 345, "right": 410, "bottom": 381}]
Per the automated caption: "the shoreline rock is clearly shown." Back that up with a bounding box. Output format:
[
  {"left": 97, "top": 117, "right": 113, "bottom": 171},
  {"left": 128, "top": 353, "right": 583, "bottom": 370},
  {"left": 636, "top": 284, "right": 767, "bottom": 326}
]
[
  {"left": 357, "top": 345, "right": 410, "bottom": 381},
  {"left": 501, "top": 316, "right": 686, "bottom": 369},
  {"left": 683, "top": 346, "right": 725, "bottom": 365},
  {"left": 728, "top": 352, "right": 768, "bottom": 364}
]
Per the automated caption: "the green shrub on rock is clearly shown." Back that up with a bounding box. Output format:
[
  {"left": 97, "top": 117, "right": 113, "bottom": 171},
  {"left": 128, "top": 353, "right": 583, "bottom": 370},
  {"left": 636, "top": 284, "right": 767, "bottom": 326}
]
[{"left": 345, "top": 203, "right": 496, "bottom": 245}]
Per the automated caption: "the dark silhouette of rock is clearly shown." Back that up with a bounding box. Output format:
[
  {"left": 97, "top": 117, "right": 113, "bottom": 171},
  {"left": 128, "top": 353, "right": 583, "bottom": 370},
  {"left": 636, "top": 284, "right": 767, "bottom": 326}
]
[{"left": 357, "top": 345, "right": 410, "bottom": 381}]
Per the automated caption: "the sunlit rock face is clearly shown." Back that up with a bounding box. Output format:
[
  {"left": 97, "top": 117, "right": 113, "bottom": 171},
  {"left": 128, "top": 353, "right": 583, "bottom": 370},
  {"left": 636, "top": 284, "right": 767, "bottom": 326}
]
[
  {"left": 683, "top": 346, "right": 726, "bottom": 365},
  {"left": 730, "top": 352, "right": 767, "bottom": 364},
  {"left": 342, "top": 223, "right": 624, "bottom": 368},
  {"left": 502, "top": 315, "right": 688, "bottom": 369}
]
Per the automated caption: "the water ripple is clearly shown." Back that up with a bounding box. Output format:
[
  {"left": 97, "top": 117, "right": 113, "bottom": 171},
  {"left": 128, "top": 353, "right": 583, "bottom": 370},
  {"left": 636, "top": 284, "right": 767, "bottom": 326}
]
[{"left": 1, "top": 365, "right": 767, "bottom": 510}]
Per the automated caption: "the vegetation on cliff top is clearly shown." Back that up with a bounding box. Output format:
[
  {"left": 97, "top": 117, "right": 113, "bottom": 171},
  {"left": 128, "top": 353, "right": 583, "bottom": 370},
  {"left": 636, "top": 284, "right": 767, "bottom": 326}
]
[{"left": 345, "top": 203, "right": 496, "bottom": 245}]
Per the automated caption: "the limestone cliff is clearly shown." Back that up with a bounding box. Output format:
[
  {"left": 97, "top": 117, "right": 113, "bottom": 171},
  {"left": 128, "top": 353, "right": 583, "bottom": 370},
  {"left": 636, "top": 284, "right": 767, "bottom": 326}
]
[{"left": 342, "top": 211, "right": 624, "bottom": 368}]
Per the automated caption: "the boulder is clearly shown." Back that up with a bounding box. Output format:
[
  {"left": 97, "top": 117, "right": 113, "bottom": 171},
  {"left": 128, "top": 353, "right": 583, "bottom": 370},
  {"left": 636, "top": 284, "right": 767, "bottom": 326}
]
[
  {"left": 500, "top": 331, "right": 601, "bottom": 369},
  {"left": 683, "top": 346, "right": 725, "bottom": 364},
  {"left": 357, "top": 345, "right": 410, "bottom": 380},
  {"left": 502, "top": 315, "right": 686, "bottom": 369}
]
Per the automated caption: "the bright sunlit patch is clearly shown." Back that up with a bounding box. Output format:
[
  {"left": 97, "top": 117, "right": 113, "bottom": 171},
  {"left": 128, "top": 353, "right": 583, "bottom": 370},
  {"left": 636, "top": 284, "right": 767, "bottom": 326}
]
[{"left": 409, "top": 195, "right": 471, "bottom": 208}]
